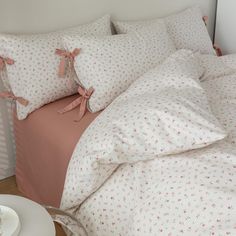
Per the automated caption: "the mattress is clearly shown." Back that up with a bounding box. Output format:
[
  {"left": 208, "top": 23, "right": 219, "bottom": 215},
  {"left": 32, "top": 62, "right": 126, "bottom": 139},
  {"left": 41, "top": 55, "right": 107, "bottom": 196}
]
[{"left": 14, "top": 95, "right": 100, "bottom": 207}]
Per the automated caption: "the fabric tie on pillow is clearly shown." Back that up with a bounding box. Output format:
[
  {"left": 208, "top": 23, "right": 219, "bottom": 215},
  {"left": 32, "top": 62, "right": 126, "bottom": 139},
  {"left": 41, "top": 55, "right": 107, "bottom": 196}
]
[
  {"left": 202, "top": 16, "right": 208, "bottom": 26},
  {"left": 58, "top": 86, "right": 94, "bottom": 121},
  {"left": 213, "top": 44, "right": 223, "bottom": 57},
  {"left": 0, "top": 91, "right": 29, "bottom": 106},
  {"left": 0, "top": 56, "right": 14, "bottom": 70},
  {"left": 55, "top": 48, "right": 80, "bottom": 78}
]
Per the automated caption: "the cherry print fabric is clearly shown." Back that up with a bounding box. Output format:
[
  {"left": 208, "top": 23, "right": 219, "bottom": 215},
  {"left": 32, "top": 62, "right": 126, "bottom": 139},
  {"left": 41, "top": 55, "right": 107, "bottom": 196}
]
[
  {"left": 200, "top": 54, "right": 236, "bottom": 81},
  {"left": 0, "top": 15, "right": 111, "bottom": 120},
  {"left": 202, "top": 54, "right": 236, "bottom": 144},
  {"left": 113, "top": 6, "right": 215, "bottom": 55},
  {"left": 221, "top": 54, "right": 236, "bottom": 69},
  {"left": 60, "top": 50, "right": 233, "bottom": 236},
  {"left": 62, "top": 20, "right": 176, "bottom": 112}
]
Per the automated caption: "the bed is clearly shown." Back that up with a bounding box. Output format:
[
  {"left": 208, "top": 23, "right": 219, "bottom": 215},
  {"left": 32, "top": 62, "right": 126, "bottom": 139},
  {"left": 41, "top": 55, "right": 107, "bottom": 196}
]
[
  {"left": 0, "top": 1, "right": 235, "bottom": 236},
  {"left": 4, "top": 0, "right": 217, "bottom": 208},
  {"left": 11, "top": 51, "right": 236, "bottom": 236}
]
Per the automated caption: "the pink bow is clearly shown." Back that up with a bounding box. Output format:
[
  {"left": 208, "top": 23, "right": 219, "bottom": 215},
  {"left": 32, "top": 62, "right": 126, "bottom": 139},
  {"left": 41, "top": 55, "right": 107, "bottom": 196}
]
[
  {"left": 202, "top": 16, "right": 208, "bottom": 26},
  {"left": 0, "top": 91, "right": 29, "bottom": 106},
  {"left": 55, "top": 48, "right": 80, "bottom": 78},
  {"left": 0, "top": 57, "right": 14, "bottom": 70},
  {"left": 213, "top": 44, "right": 223, "bottom": 57},
  {"left": 58, "top": 86, "right": 94, "bottom": 121}
]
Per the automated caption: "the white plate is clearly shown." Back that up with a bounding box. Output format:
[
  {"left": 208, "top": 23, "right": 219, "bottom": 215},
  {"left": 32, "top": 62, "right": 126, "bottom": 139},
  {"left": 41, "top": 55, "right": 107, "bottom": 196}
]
[
  {"left": 0, "top": 195, "right": 55, "bottom": 236},
  {"left": 0, "top": 205, "right": 21, "bottom": 236}
]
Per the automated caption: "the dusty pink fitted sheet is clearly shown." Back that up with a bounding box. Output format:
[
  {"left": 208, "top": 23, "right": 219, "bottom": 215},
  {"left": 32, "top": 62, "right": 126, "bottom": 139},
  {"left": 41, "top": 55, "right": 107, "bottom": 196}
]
[{"left": 14, "top": 95, "right": 100, "bottom": 207}]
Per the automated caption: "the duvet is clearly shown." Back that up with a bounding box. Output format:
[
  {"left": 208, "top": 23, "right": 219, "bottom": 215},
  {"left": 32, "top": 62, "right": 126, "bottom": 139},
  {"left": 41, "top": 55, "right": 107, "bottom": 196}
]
[{"left": 60, "top": 50, "right": 236, "bottom": 236}]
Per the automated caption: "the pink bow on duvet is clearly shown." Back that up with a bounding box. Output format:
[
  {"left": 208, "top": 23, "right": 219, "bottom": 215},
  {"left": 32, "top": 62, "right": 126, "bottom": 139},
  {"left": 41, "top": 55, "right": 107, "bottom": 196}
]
[
  {"left": 0, "top": 91, "right": 29, "bottom": 106},
  {"left": 55, "top": 48, "right": 80, "bottom": 78},
  {"left": 0, "top": 57, "right": 14, "bottom": 70},
  {"left": 58, "top": 86, "right": 94, "bottom": 121}
]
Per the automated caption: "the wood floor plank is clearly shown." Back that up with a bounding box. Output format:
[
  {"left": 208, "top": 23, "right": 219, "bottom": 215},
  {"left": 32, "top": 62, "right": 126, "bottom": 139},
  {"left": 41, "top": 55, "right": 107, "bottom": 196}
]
[{"left": 0, "top": 176, "right": 66, "bottom": 236}]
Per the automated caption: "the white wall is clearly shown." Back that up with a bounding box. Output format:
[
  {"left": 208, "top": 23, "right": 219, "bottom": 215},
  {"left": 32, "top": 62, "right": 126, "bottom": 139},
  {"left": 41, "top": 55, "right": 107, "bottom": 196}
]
[
  {"left": 0, "top": 0, "right": 216, "bottom": 36},
  {"left": 215, "top": 0, "right": 236, "bottom": 54},
  {"left": 0, "top": 0, "right": 217, "bottom": 179}
]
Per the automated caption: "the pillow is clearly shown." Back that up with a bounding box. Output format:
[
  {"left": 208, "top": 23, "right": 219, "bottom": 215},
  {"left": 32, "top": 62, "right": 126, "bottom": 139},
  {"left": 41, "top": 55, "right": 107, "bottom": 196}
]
[
  {"left": 61, "top": 50, "right": 226, "bottom": 210},
  {"left": 0, "top": 15, "right": 112, "bottom": 120},
  {"left": 62, "top": 20, "right": 176, "bottom": 113},
  {"left": 113, "top": 6, "right": 215, "bottom": 55}
]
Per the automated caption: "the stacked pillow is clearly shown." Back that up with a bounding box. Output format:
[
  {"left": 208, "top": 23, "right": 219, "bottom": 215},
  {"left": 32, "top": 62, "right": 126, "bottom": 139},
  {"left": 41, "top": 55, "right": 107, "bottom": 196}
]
[
  {"left": 0, "top": 15, "right": 112, "bottom": 119},
  {"left": 0, "top": 6, "right": 216, "bottom": 120},
  {"left": 113, "top": 6, "right": 215, "bottom": 55}
]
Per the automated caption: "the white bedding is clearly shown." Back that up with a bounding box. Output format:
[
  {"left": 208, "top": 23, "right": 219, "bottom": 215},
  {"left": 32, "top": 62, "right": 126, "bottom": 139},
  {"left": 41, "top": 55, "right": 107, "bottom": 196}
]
[
  {"left": 60, "top": 52, "right": 236, "bottom": 236},
  {"left": 202, "top": 54, "right": 236, "bottom": 144}
]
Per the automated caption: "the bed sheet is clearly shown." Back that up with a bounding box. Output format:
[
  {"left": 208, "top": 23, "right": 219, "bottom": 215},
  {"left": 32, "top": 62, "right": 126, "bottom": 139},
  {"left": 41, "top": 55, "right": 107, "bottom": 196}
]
[{"left": 14, "top": 95, "right": 100, "bottom": 207}]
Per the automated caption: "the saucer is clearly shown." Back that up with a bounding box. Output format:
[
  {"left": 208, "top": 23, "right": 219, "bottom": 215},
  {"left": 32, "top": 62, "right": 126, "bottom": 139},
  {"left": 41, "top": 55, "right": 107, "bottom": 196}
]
[{"left": 0, "top": 205, "right": 21, "bottom": 236}]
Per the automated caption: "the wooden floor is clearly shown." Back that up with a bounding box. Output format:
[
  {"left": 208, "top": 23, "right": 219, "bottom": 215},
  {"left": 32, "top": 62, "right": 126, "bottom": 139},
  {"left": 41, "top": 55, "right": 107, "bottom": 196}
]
[{"left": 0, "top": 176, "right": 66, "bottom": 236}]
